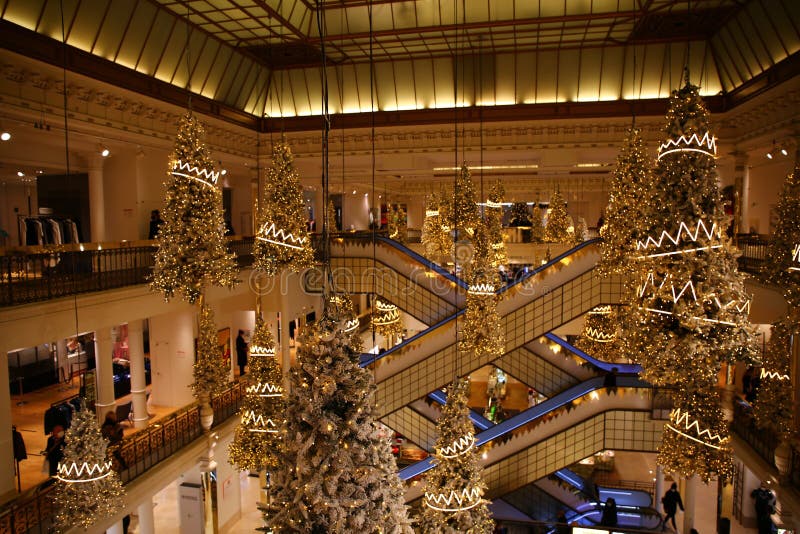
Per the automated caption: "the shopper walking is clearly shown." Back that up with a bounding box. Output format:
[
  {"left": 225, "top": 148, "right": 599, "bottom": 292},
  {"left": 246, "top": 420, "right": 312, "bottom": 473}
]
[
  {"left": 661, "top": 482, "right": 684, "bottom": 532},
  {"left": 751, "top": 482, "right": 776, "bottom": 534},
  {"left": 236, "top": 330, "right": 248, "bottom": 376}
]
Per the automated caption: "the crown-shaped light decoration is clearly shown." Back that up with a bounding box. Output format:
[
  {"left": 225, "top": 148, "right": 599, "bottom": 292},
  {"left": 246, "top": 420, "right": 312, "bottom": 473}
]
[
  {"left": 790, "top": 244, "right": 800, "bottom": 272},
  {"left": 246, "top": 381, "right": 283, "bottom": 397},
  {"left": 426, "top": 208, "right": 440, "bottom": 217},
  {"left": 241, "top": 410, "right": 279, "bottom": 433},
  {"left": 588, "top": 305, "right": 612, "bottom": 315},
  {"left": 257, "top": 221, "right": 309, "bottom": 250},
  {"left": 424, "top": 487, "right": 484, "bottom": 512},
  {"left": 249, "top": 342, "right": 276, "bottom": 358},
  {"left": 56, "top": 460, "right": 114, "bottom": 483},
  {"left": 657, "top": 131, "right": 717, "bottom": 160},
  {"left": 760, "top": 368, "right": 790, "bottom": 381},
  {"left": 171, "top": 159, "right": 220, "bottom": 188},
  {"left": 438, "top": 434, "right": 476, "bottom": 458},
  {"left": 635, "top": 219, "right": 722, "bottom": 258},
  {"left": 467, "top": 281, "right": 497, "bottom": 296},
  {"left": 665, "top": 408, "right": 727, "bottom": 450},
  {"left": 372, "top": 299, "right": 400, "bottom": 326},
  {"left": 343, "top": 316, "right": 360, "bottom": 333},
  {"left": 585, "top": 326, "right": 616, "bottom": 343},
  {"left": 485, "top": 199, "right": 503, "bottom": 209}
]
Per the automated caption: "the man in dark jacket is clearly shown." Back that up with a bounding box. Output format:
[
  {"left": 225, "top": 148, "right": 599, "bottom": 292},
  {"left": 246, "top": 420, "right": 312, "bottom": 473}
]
[
  {"left": 661, "top": 482, "right": 684, "bottom": 531},
  {"left": 236, "top": 330, "right": 248, "bottom": 376},
  {"left": 752, "top": 482, "right": 776, "bottom": 534}
]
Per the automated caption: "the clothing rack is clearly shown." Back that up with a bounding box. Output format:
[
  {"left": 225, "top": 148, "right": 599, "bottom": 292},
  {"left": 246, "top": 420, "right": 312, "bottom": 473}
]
[{"left": 17, "top": 215, "right": 82, "bottom": 246}]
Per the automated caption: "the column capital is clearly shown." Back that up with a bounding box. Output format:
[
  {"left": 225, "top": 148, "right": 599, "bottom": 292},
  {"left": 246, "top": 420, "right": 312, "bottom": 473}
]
[{"left": 88, "top": 153, "right": 107, "bottom": 171}]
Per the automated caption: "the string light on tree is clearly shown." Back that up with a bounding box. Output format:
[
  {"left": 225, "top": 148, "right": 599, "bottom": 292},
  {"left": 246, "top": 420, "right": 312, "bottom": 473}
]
[
  {"left": 150, "top": 112, "right": 238, "bottom": 304},
  {"left": 53, "top": 399, "right": 125, "bottom": 531},
  {"left": 192, "top": 301, "right": 230, "bottom": 399},
  {"left": 372, "top": 298, "right": 403, "bottom": 348},
  {"left": 451, "top": 164, "right": 481, "bottom": 239},
  {"left": 753, "top": 317, "right": 797, "bottom": 442},
  {"left": 575, "top": 306, "right": 622, "bottom": 363},
  {"left": 422, "top": 190, "right": 454, "bottom": 264},
  {"left": 417, "top": 378, "right": 494, "bottom": 532},
  {"left": 485, "top": 180, "right": 508, "bottom": 268},
  {"left": 763, "top": 166, "right": 800, "bottom": 306},
  {"left": 544, "top": 189, "right": 570, "bottom": 243}
]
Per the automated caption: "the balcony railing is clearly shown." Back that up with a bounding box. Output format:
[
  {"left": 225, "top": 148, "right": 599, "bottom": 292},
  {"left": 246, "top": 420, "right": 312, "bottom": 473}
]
[
  {"left": 736, "top": 233, "right": 770, "bottom": 275},
  {"left": 0, "top": 381, "right": 245, "bottom": 534}
]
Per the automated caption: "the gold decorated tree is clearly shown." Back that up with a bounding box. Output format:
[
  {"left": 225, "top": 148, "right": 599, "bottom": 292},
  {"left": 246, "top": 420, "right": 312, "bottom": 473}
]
[
  {"left": 330, "top": 292, "right": 364, "bottom": 353},
  {"left": 388, "top": 204, "right": 407, "bottom": 243},
  {"left": 658, "top": 389, "right": 734, "bottom": 483},
  {"left": 574, "top": 306, "right": 622, "bottom": 363},
  {"left": 486, "top": 180, "right": 508, "bottom": 269},
  {"left": 544, "top": 189, "right": 570, "bottom": 243},
  {"left": 461, "top": 222, "right": 505, "bottom": 361},
  {"left": 264, "top": 306, "right": 412, "bottom": 532},
  {"left": 417, "top": 377, "right": 494, "bottom": 533},
  {"left": 422, "top": 190, "right": 453, "bottom": 263},
  {"left": 192, "top": 301, "right": 230, "bottom": 398},
  {"left": 254, "top": 140, "right": 314, "bottom": 276},
  {"left": 752, "top": 317, "right": 797, "bottom": 442},
  {"left": 763, "top": 165, "right": 800, "bottom": 307},
  {"left": 372, "top": 298, "right": 403, "bottom": 349},
  {"left": 229, "top": 314, "right": 284, "bottom": 472},
  {"left": 530, "top": 203, "right": 545, "bottom": 243},
  {"left": 150, "top": 112, "right": 238, "bottom": 304},
  {"left": 326, "top": 199, "right": 338, "bottom": 233},
  {"left": 452, "top": 164, "right": 481, "bottom": 240},
  {"left": 53, "top": 400, "right": 125, "bottom": 531},
  {"left": 598, "top": 127, "right": 654, "bottom": 276}
]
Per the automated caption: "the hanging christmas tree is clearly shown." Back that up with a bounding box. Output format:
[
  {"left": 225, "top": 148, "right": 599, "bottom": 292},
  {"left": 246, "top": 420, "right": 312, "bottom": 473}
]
[
  {"left": 326, "top": 199, "right": 339, "bottom": 233},
  {"left": 372, "top": 298, "right": 404, "bottom": 349},
  {"left": 658, "top": 388, "right": 734, "bottom": 483},
  {"left": 451, "top": 164, "right": 481, "bottom": 239},
  {"left": 254, "top": 140, "right": 314, "bottom": 276},
  {"left": 330, "top": 292, "right": 364, "bottom": 353},
  {"left": 422, "top": 190, "right": 453, "bottom": 262},
  {"left": 574, "top": 306, "right": 621, "bottom": 363},
  {"left": 388, "top": 204, "right": 407, "bottom": 243},
  {"left": 417, "top": 377, "right": 494, "bottom": 533},
  {"left": 598, "top": 127, "right": 654, "bottom": 276},
  {"left": 461, "top": 221, "right": 505, "bottom": 361},
  {"left": 530, "top": 203, "right": 544, "bottom": 243},
  {"left": 573, "top": 217, "right": 588, "bottom": 245},
  {"left": 192, "top": 300, "right": 230, "bottom": 398},
  {"left": 486, "top": 180, "right": 508, "bottom": 269},
  {"left": 229, "top": 313, "right": 284, "bottom": 472},
  {"left": 752, "top": 316, "right": 797, "bottom": 442},
  {"left": 151, "top": 112, "right": 238, "bottom": 304},
  {"left": 543, "top": 189, "right": 570, "bottom": 243},
  {"left": 264, "top": 305, "right": 412, "bottom": 533},
  {"left": 763, "top": 165, "right": 800, "bottom": 307},
  {"left": 628, "top": 78, "right": 758, "bottom": 392},
  {"left": 53, "top": 399, "right": 125, "bottom": 531}
]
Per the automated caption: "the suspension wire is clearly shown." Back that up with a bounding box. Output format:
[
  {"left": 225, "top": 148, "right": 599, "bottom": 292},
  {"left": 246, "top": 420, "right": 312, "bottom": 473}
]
[
  {"left": 316, "top": 1, "right": 331, "bottom": 288},
  {"left": 185, "top": 4, "right": 192, "bottom": 109},
  {"left": 631, "top": 0, "right": 637, "bottom": 126},
  {"left": 451, "top": 0, "right": 461, "bottom": 384},
  {"left": 370, "top": 0, "right": 378, "bottom": 359}
]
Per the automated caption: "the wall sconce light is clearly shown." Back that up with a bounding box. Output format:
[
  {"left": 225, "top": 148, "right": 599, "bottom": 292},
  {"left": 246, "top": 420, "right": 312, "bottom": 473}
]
[
  {"left": 766, "top": 140, "right": 791, "bottom": 160},
  {"left": 98, "top": 144, "right": 110, "bottom": 157}
]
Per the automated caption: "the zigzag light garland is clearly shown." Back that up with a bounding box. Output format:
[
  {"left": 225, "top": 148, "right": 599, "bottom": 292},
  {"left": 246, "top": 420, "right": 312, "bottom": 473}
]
[
  {"left": 485, "top": 199, "right": 503, "bottom": 209},
  {"left": 424, "top": 486, "right": 483, "bottom": 512},
  {"left": 635, "top": 219, "right": 722, "bottom": 258},
  {"left": 256, "top": 222, "right": 309, "bottom": 250},
  {"left": 249, "top": 343, "right": 276, "bottom": 357},
  {"left": 657, "top": 131, "right": 717, "bottom": 160},
  {"left": 790, "top": 244, "right": 800, "bottom": 272},
  {"left": 585, "top": 326, "right": 615, "bottom": 343},
  {"left": 665, "top": 408, "right": 726, "bottom": 450},
  {"left": 467, "top": 281, "right": 497, "bottom": 296},
  {"left": 56, "top": 460, "right": 114, "bottom": 483},
  {"left": 760, "top": 368, "right": 790, "bottom": 381},
  {"left": 438, "top": 434, "right": 476, "bottom": 459},
  {"left": 425, "top": 209, "right": 440, "bottom": 217},
  {"left": 171, "top": 160, "right": 220, "bottom": 188},
  {"left": 638, "top": 273, "right": 751, "bottom": 325},
  {"left": 343, "top": 317, "right": 360, "bottom": 333},
  {"left": 246, "top": 382, "right": 283, "bottom": 397},
  {"left": 372, "top": 299, "right": 400, "bottom": 326},
  {"left": 241, "top": 410, "right": 279, "bottom": 433},
  {"left": 588, "top": 305, "right": 612, "bottom": 315}
]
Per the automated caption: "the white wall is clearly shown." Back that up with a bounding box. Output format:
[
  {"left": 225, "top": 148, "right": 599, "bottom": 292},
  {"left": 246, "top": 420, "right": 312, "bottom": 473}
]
[
  {"left": 746, "top": 158, "right": 795, "bottom": 234},
  {"left": 0, "top": 183, "right": 37, "bottom": 246},
  {"left": 148, "top": 309, "right": 196, "bottom": 409}
]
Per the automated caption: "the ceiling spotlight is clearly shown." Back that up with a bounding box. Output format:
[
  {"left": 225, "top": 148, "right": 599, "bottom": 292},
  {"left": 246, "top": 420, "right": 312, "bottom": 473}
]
[
  {"left": 352, "top": 189, "right": 357, "bottom": 194},
  {"left": 17, "top": 171, "right": 24, "bottom": 177},
  {"left": 98, "top": 144, "right": 110, "bottom": 157},
  {"left": 220, "top": 169, "right": 227, "bottom": 176},
  {"left": 766, "top": 152, "right": 773, "bottom": 159},
  {"left": 781, "top": 148, "right": 788, "bottom": 156},
  {"left": 0, "top": 131, "right": 10, "bottom": 141}
]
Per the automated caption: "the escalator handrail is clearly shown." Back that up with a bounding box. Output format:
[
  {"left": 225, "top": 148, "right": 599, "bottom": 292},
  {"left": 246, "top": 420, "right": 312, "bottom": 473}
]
[
  {"left": 543, "top": 333, "right": 641, "bottom": 374},
  {"left": 398, "top": 375, "right": 650, "bottom": 480},
  {"left": 358, "top": 239, "right": 601, "bottom": 367}
]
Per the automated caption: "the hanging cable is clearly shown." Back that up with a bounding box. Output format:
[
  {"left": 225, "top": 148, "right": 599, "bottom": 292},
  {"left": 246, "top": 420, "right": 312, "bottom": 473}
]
[
  {"left": 370, "top": 0, "right": 378, "bottom": 358},
  {"left": 316, "top": 1, "right": 331, "bottom": 288}
]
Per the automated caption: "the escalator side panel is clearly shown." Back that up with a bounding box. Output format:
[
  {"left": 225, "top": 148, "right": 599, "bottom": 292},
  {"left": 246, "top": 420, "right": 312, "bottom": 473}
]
[
  {"left": 382, "top": 406, "right": 437, "bottom": 453},
  {"left": 497, "top": 347, "right": 580, "bottom": 397}
]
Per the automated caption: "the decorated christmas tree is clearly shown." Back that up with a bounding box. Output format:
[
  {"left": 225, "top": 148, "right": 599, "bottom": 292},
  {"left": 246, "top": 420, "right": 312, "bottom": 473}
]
[
  {"left": 264, "top": 305, "right": 412, "bottom": 532},
  {"left": 574, "top": 306, "right": 621, "bottom": 363},
  {"left": 451, "top": 164, "right": 481, "bottom": 239},
  {"left": 229, "top": 313, "right": 284, "bottom": 472},
  {"left": 417, "top": 377, "right": 494, "bottom": 533},
  {"left": 598, "top": 127, "right": 654, "bottom": 276},
  {"left": 763, "top": 166, "right": 800, "bottom": 307},
  {"left": 422, "top": 190, "right": 453, "bottom": 262},
  {"left": 53, "top": 400, "right": 125, "bottom": 531},
  {"left": 388, "top": 204, "right": 407, "bottom": 244},
  {"left": 573, "top": 217, "right": 588, "bottom": 245},
  {"left": 543, "top": 189, "right": 570, "bottom": 243},
  {"left": 752, "top": 316, "right": 797, "bottom": 442},
  {"left": 372, "top": 298, "right": 404, "bottom": 349},
  {"left": 191, "top": 301, "right": 230, "bottom": 398},
  {"left": 629, "top": 78, "right": 758, "bottom": 393},
  {"left": 254, "top": 140, "right": 314, "bottom": 276},
  {"left": 326, "top": 199, "right": 339, "bottom": 233},
  {"left": 486, "top": 180, "right": 508, "bottom": 269},
  {"left": 658, "top": 388, "right": 734, "bottom": 483},
  {"left": 330, "top": 292, "right": 364, "bottom": 353},
  {"left": 530, "top": 203, "right": 545, "bottom": 243},
  {"left": 151, "top": 112, "right": 238, "bottom": 304},
  {"left": 461, "top": 222, "right": 505, "bottom": 361}
]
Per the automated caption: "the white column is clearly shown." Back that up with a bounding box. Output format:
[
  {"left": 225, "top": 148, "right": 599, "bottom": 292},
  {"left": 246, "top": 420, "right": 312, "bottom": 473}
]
[
  {"left": 684, "top": 475, "right": 698, "bottom": 534},
  {"left": 88, "top": 154, "right": 106, "bottom": 242},
  {"left": 137, "top": 496, "right": 156, "bottom": 534},
  {"left": 0, "top": 344, "right": 15, "bottom": 497},
  {"left": 733, "top": 151, "right": 749, "bottom": 235},
  {"left": 310, "top": 187, "right": 322, "bottom": 232},
  {"left": 655, "top": 466, "right": 664, "bottom": 514},
  {"left": 149, "top": 310, "right": 196, "bottom": 409},
  {"left": 128, "top": 320, "right": 149, "bottom": 429},
  {"left": 94, "top": 328, "right": 117, "bottom": 421},
  {"left": 105, "top": 522, "right": 123, "bottom": 534}
]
